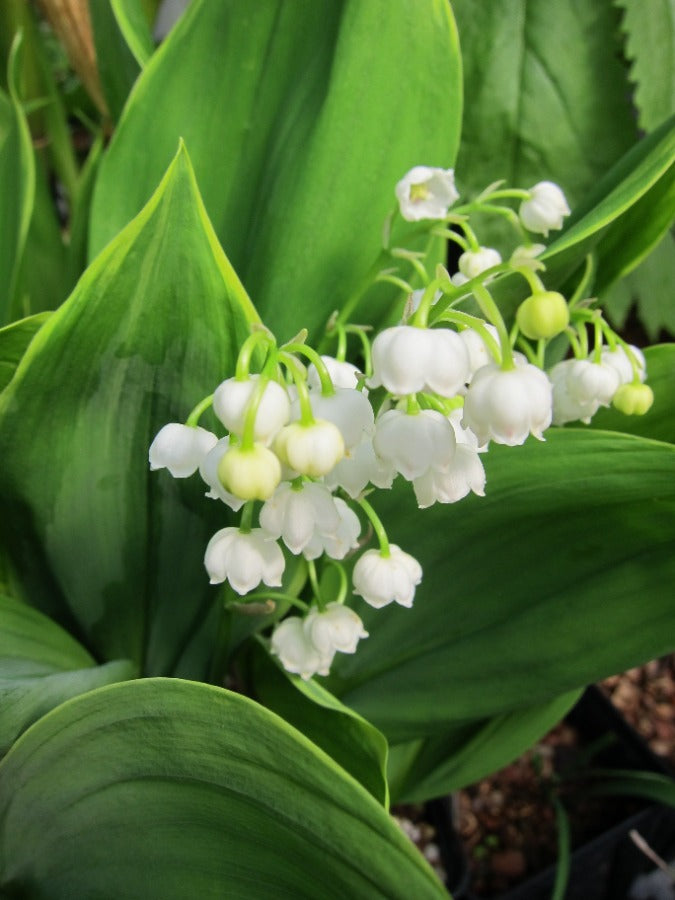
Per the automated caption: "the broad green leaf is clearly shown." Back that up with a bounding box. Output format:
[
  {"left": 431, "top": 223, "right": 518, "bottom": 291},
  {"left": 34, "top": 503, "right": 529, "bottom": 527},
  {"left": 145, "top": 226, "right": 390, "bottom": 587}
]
[
  {"left": 591, "top": 344, "right": 675, "bottom": 444},
  {"left": 0, "top": 593, "right": 135, "bottom": 752},
  {"left": 618, "top": 0, "right": 675, "bottom": 131},
  {"left": 90, "top": 1, "right": 142, "bottom": 122},
  {"left": 0, "top": 144, "right": 258, "bottom": 674},
  {"left": 251, "top": 643, "right": 389, "bottom": 806},
  {"left": 389, "top": 690, "right": 581, "bottom": 803},
  {"left": 111, "top": 0, "right": 156, "bottom": 67},
  {"left": 0, "top": 36, "right": 34, "bottom": 326},
  {"left": 541, "top": 115, "right": 675, "bottom": 289},
  {"left": 327, "top": 430, "right": 675, "bottom": 742},
  {"left": 453, "top": 0, "right": 636, "bottom": 205},
  {"left": 0, "top": 311, "right": 50, "bottom": 392},
  {"left": 90, "top": 0, "right": 462, "bottom": 337},
  {"left": 0, "top": 679, "right": 447, "bottom": 899}
]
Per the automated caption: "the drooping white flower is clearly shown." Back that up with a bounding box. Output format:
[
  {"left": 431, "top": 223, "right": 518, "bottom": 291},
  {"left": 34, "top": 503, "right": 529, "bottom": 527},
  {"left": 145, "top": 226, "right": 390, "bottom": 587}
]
[
  {"left": 395, "top": 166, "right": 459, "bottom": 222},
  {"left": 565, "top": 358, "right": 621, "bottom": 408},
  {"left": 259, "top": 481, "right": 340, "bottom": 556},
  {"left": 412, "top": 444, "right": 486, "bottom": 507},
  {"left": 601, "top": 345, "right": 646, "bottom": 385},
  {"left": 198, "top": 437, "right": 245, "bottom": 511},
  {"left": 274, "top": 419, "right": 345, "bottom": 477},
  {"left": 307, "top": 356, "right": 363, "bottom": 391},
  {"left": 369, "top": 326, "right": 469, "bottom": 397},
  {"left": 204, "top": 527, "right": 285, "bottom": 594},
  {"left": 304, "top": 497, "right": 361, "bottom": 560},
  {"left": 324, "top": 436, "right": 396, "bottom": 498},
  {"left": 305, "top": 602, "right": 368, "bottom": 657},
  {"left": 519, "top": 182, "right": 570, "bottom": 236},
  {"left": 408, "top": 288, "right": 443, "bottom": 315},
  {"left": 458, "top": 247, "right": 502, "bottom": 280},
  {"left": 463, "top": 362, "right": 553, "bottom": 446},
  {"left": 550, "top": 360, "right": 599, "bottom": 425},
  {"left": 295, "top": 388, "right": 374, "bottom": 449},
  {"left": 271, "top": 617, "right": 328, "bottom": 679},
  {"left": 373, "top": 408, "right": 456, "bottom": 481},
  {"left": 213, "top": 375, "right": 290, "bottom": 443},
  {"left": 149, "top": 423, "right": 217, "bottom": 477},
  {"left": 353, "top": 545, "right": 422, "bottom": 609},
  {"left": 459, "top": 326, "right": 500, "bottom": 379}
]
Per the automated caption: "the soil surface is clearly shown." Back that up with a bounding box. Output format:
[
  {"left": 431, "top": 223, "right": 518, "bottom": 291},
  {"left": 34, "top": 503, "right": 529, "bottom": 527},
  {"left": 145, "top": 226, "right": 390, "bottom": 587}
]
[{"left": 454, "top": 655, "right": 675, "bottom": 897}]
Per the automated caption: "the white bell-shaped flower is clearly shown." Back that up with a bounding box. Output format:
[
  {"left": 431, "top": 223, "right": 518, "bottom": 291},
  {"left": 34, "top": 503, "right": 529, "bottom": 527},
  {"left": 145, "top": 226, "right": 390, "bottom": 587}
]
[
  {"left": 408, "top": 288, "right": 442, "bottom": 316},
  {"left": 565, "top": 358, "right": 621, "bottom": 408},
  {"left": 395, "top": 166, "right": 459, "bottom": 222},
  {"left": 274, "top": 420, "right": 345, "bottom": 477},
  {"left": 601, "top": 345, "right": 646, "bottom": 385},
  {"left": 204, "top": 527, "right": 285, "bottom": 594},
  {"left": 369, "top": 326, "right": 430, "bottom": 394},
  {"left": 271, "top": 617, "right": 329, "bottom": 679},
  {"left": 458, "top": 247, "right": 502, "bottom": 280},
  {"left": 412, "top": 444, "right": 486, "bottom": 507},
  {"left": 198, "top": 437, "right": 245, "bottom": 511},
  {"left": 307, "top": 356, "right": 363, "bottom": 391},
  {"left": 519, "top": 182, "right": 571, "bottom": 236},
  {"left": 463, "top": 362, "right": 553, "bottom": 446},
  {"left": 459, "top": 325, "right": 500, "bottom": 381},
  {"left": 305, "top": 602, "right": 368, "bottom": 657},
  {"left": 295, "top": 388, "right": 374, "bottom": 449},
  {"left": 259, "top": 481, "right": 340, "bottom": 556},
  {"left": 353, "top": 545, "right": 422, "bottom": 609},
  {"left": 324, "top": 436, "right": 396, "bottom": 498},
  {"left": 369, "top": 326, "right": 469, "bottom": 397},
  {"left": 304, "top": 497, "right": 361, "bottom": 561},
  {"left": 426, "top": 328, "right": 471, "bottom": 397},
  {"left": 373, "top": 408, "right": 455, "bottom": 481},
  {"left": 213, "top": 375, "right": 290, "bottom": 443},
  {"left": 149, "top": 423, "right": 217, "bottom": 477},
  {"left": 550, "top": 360, "right": 599, "bottom": 425}
]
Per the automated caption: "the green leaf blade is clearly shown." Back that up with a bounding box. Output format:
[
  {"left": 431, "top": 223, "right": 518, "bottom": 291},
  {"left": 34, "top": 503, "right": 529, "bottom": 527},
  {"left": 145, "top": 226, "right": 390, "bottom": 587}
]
[
  {"left": 0, "top": 679, "right": 447, "bottom": 899},
  {"left": 0, "top": 144, "right": 258, "bottom": 674}
]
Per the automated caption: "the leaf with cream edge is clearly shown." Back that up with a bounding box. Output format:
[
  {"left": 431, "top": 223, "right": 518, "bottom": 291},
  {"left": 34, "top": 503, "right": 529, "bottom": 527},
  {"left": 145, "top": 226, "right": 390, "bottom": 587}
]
[
  {"left": 0, "top": 593, "right": 135, "bottom": 753},
  {"left": 89, "top": 0, "right": 462, "bottom": 338},
  {"left": 0, "top": 143, "right": 259, "bottom": 676},
  {"left": 326, "top": 430, "right": 675, "bottom": 743},
  {"left": 0, "top": 679, "right": 447, "bottom": 900}
]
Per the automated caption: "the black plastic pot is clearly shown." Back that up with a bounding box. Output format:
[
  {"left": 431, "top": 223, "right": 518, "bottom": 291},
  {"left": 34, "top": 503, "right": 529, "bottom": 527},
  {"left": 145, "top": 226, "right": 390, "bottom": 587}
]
[{"left": 430, "top": 685, "right": 675, "bottom": 900}]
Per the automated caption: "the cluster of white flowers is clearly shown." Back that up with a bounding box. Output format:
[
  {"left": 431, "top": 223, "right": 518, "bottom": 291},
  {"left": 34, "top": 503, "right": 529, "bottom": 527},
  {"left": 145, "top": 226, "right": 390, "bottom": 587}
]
[{"left": 149, "top": 165, "right": 652, "bottom": 682}]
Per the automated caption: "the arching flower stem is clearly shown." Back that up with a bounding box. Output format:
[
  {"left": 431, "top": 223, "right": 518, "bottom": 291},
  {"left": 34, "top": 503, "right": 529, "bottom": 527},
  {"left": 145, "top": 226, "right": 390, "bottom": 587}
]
[
  {"left": 472, "top": 282, "right": 515, "bottom": 371},
  {"left": 356, "top": 495, "right": 390, "bottom": 559},
  {"left": 185, "top": 394, "right": 214, "bottom": 427}
]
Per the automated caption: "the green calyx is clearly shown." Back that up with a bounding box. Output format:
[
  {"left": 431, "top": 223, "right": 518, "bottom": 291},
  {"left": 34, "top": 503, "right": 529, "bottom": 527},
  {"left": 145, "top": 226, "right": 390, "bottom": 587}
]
[{"left": 516, "top": 291, "right": 570, "bottom": 340}]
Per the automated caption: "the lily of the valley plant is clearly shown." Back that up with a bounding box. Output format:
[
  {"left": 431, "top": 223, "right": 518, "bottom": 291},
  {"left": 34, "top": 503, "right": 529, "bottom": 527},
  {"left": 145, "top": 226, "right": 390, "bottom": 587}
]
[{"left": 0, "top": 1, "right": 673, "bottom": 897}]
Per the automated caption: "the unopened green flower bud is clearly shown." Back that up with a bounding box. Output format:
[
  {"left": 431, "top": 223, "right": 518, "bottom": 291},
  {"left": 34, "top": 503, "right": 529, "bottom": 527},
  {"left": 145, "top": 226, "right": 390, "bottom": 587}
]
[
  {"left": 612, "top": 382, "right": 654, "bottom": 416},
  {"left": 218, "top": 443, "right": 281, "bottom": 500},
  {"left": 516, "top": 291, "right": 569, "bottom": 340}
]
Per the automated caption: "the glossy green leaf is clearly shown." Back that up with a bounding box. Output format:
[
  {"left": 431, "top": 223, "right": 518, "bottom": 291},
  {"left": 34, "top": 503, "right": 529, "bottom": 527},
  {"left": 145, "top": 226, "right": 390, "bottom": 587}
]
[
  {"left": 618, "top": 0, "right": 675, "bottom": 131},
  {"left": 327, "top": 430, "right": 675, "bottom": 742},
  {"left": 111, "top": 0, "right": 156, "bottom": 67},
  {"left": 541, "top": 115, "right": 675, "bottom": 288},
  {"left": 90, "top": 0, "right": 462, "bottom": 337},
  {"left": 0, "top": 144, "right": 258, "bottom": 674},
  {"left": 0, "top": 36, "right": 34, "bottom": 326},
  {"left": 389, "top": 690, "right": 580, "bottom": 803},
  {"left": 453, "top": 0, "right": 636, "bottom": 205},
  {"left": 251, "top": 643, "right": 389, "bottom": 806},
  {"left": 90, "top": 1, "right": 142, "bottom": 122},
  {"left": 0, "top": 311, "right": 50, "bottom": 392},
  {"left": 0, "top": 679, "right": 447, "bottom": 899},
  {"left": 0, "top": 593, "right": 135, "bottom": 752},
  {"left": 591, "top": 345, "right": 675, "bottom": 444}
]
